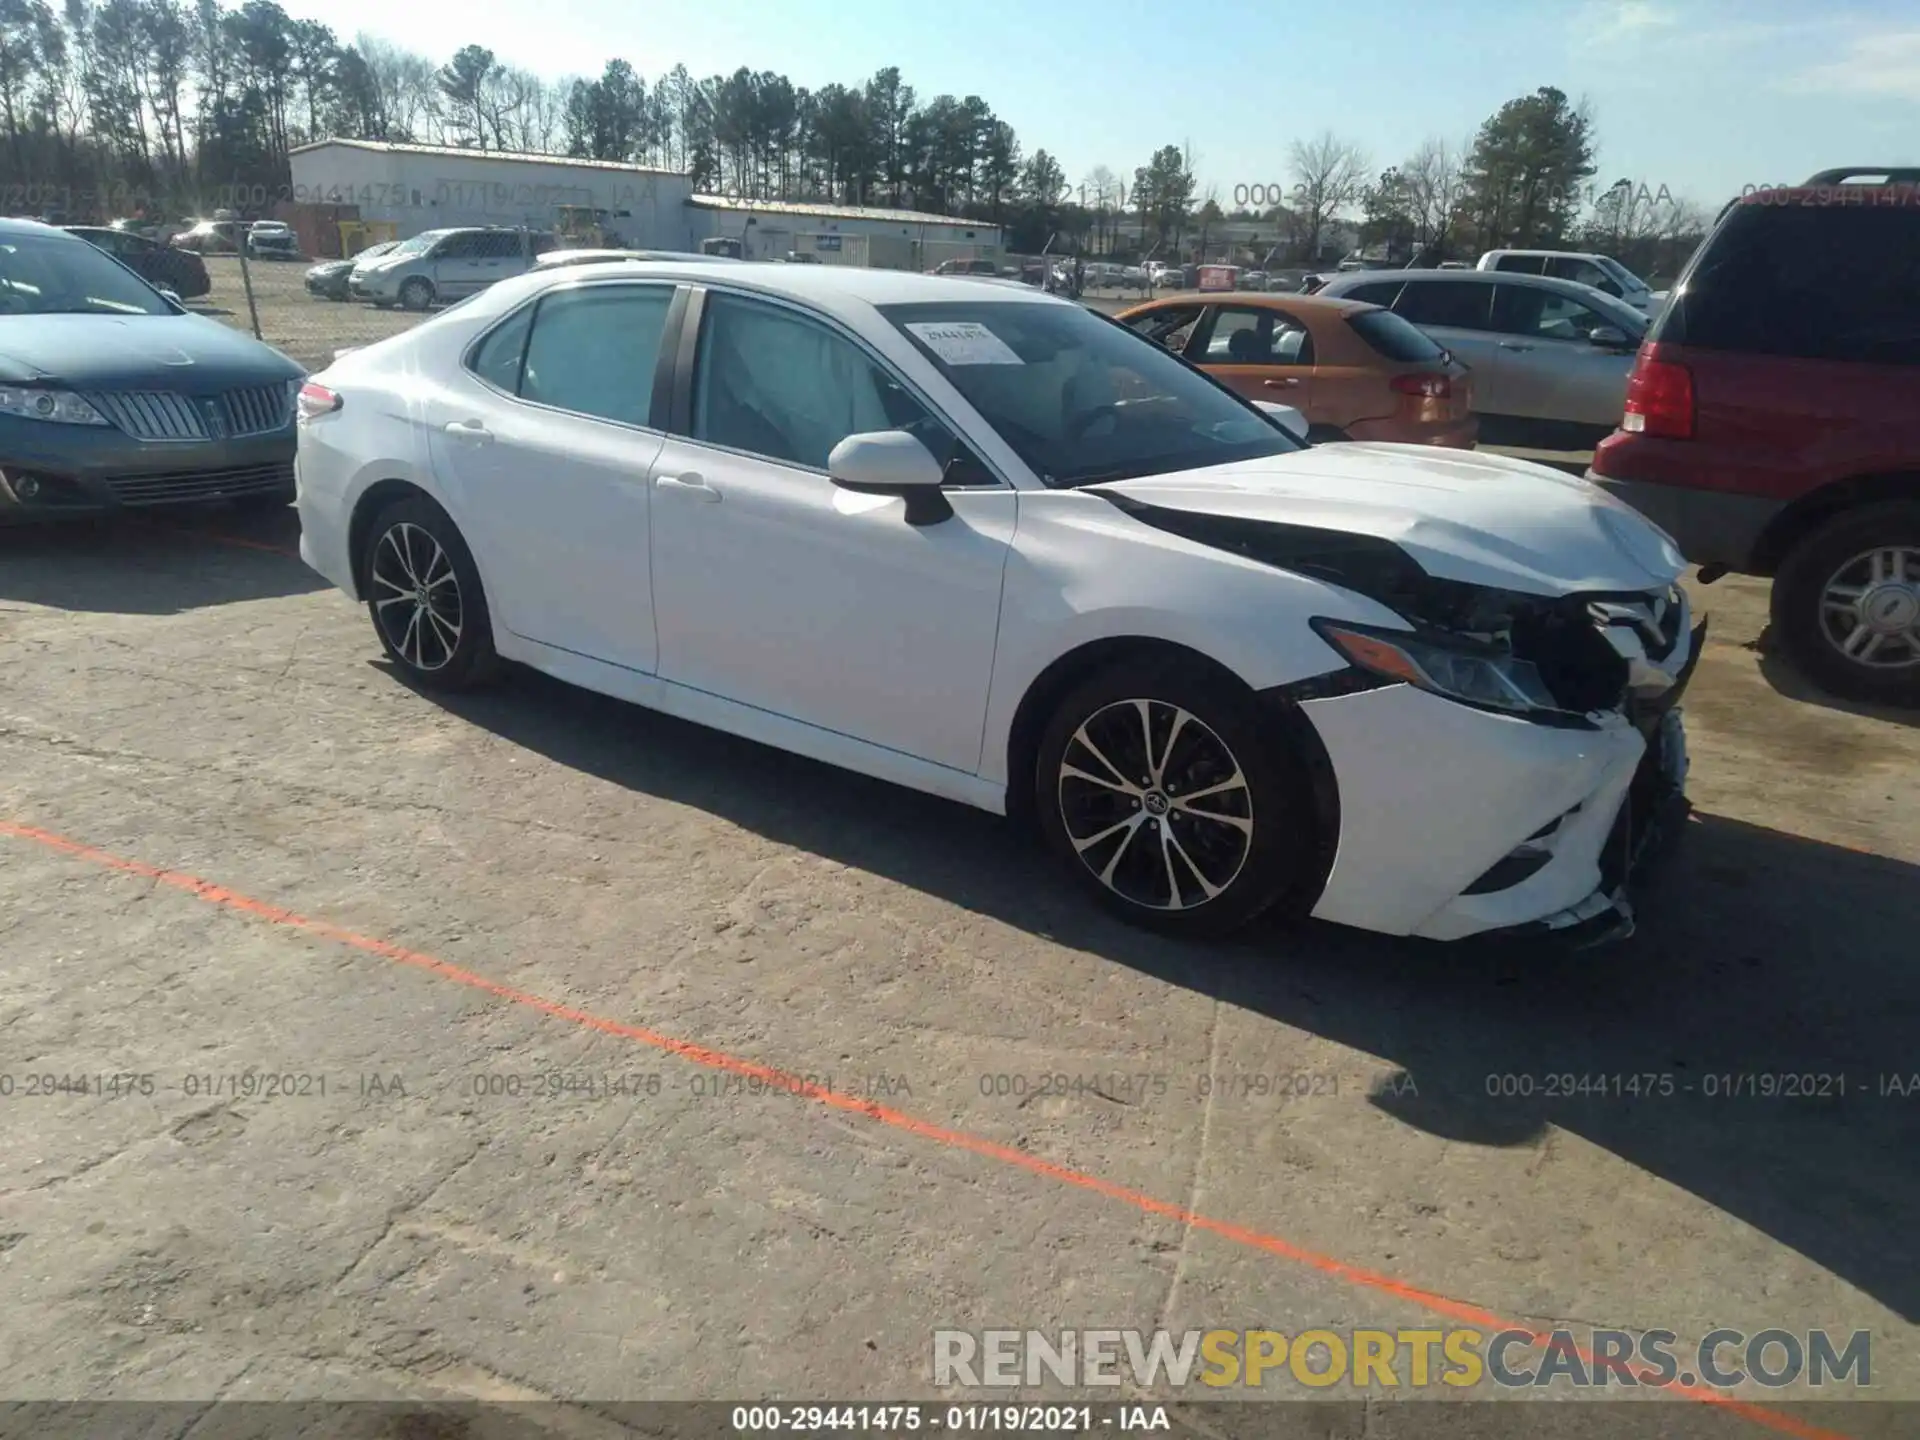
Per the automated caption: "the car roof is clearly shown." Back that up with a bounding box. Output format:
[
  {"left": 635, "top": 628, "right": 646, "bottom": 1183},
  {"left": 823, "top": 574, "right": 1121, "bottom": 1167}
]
[
  {"left": 523, "top": 259, "right": 1077, "bottom": 314},
  {"left": 0, "top": 216, "right": 67, "bottom": 238},
  {"left": 1484, "top": 248, "right": 1610, "bottom": 259},
  {"left": 1321, "top": 267, "right": 1648, "bottom": 319},
  {"left": 1121, "top": 291, "right": 1381, "bottom": 317}
]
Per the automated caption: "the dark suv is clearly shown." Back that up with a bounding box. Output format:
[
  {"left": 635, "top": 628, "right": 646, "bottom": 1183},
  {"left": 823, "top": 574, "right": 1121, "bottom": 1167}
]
[{"left": 1590, "top": 168, "right": 1920, "bottom": 705}]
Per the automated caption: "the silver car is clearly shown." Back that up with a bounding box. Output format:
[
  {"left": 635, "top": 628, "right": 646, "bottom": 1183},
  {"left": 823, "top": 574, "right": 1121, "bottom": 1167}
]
[
  {"left": 350, "top": 227, "right": 555, "bottom": 311},
  {"left": 1311, "top": 268, "right": 1648, "bottom": 444}
]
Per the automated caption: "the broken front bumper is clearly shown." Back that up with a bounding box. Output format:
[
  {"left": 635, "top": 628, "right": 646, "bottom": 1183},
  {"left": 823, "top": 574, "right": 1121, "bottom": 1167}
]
[{"left": 1298, "top": 616, "right": 1705, "bottom": 945}]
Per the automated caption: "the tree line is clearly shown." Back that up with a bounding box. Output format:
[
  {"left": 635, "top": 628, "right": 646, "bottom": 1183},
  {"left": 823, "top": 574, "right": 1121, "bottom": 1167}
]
[{"left": 0, "top": 0, "right": 1708, "bottom": 270}]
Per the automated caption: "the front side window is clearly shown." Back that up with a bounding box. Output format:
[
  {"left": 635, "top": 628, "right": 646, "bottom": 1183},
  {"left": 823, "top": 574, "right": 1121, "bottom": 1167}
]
[
  {"left": 882, "top": 299, "right": 1302, "bottom": 488},
  {"left": 432, "top": 234, "right": 480, "bottom": 260},
  {"left": 1201, "top": 307, "right": 1314, "bottom": 365},
  {"left": 515, "top": 284, "right": 674, "bottom": 427},
  {"left": 694, "top": 292, "right": 967, "bottom": 474},
  {"left": 1393, "top": 280, "right": 1494, "bottom": 330},
  {"left": 1492, "top": 285, "right": 1613, "bottom": 341}
]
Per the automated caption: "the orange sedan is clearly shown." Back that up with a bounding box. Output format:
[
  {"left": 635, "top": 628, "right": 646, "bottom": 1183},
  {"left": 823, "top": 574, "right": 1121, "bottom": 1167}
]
[{"left": 1114, "top": 292, "right": 1478, "bottom": 447}]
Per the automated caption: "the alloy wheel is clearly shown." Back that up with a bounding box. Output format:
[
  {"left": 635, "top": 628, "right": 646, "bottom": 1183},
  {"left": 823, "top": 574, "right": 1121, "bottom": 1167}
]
[
  {"left": 371, "top": 521, "right": 463, "bottom": 672},
  {"left": 1818, "top": 545, "right": 1920, "bottom": 671},
  {"left": 1056, "top": 698, "right": 1253, "bottom": 910}
]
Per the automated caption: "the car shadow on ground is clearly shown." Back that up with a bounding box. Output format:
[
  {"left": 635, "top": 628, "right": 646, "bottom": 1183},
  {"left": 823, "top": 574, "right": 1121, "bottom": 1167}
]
[
  {"left": 1751, "top": 625, "right": 1920, "bottom": 731},
  {"left": 0, "top": 507, "right": 321, "bottom": 614},
  {"left": 422, "top": 663, "right": 1920, "bottom": 1324}
]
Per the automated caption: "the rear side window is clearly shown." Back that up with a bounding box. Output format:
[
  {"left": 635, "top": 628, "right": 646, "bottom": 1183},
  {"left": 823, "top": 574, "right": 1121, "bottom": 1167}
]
[
  {"left": 1658, "top": 204, "right": 1920, "bottom": 364},
  {"left": 1347, "top": 308, "right": 1446, "bottom": 362},
  {"left": 1339, "top": 280, "right": 1403, "bottom": 306},
  {"left": 519, "top": 284, "right": 675, "bottom": 426},
  {"left": 1495, "top": 255, "right": 1546, "bottom": 274},
  {"left": 1393, "top": 280, "right": 1493, "bottom": 330},
  {"left": 468, "top": 306, "right": 534, "bottom": 391}
]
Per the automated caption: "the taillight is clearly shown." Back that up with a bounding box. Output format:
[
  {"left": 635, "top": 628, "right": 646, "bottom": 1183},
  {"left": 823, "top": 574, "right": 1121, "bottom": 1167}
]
[
  {"left": 297, "top": 382, "right": 342, "bottom": 421},
  {"left": 1622, "top": 355, "right": 1693, "bottom": 439},
  {"left": 1391, "top": 373, "right": 1451, "bottom": 399}
]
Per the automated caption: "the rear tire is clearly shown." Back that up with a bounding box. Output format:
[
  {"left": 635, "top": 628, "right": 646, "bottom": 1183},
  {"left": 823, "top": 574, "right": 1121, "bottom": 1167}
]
[
  {"left": 1771, "top": 501, "right": 1920, "bottom": 707},
  {"left": 359, "top": 496, "right": 499, "bottom": 692},
  {"left": 1034, "top": 656, "right": 1322, "bottom": 937}
]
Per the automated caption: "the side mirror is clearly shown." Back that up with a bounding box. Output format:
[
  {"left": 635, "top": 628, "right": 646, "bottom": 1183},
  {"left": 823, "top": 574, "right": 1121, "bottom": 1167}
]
[
  {"left": 1254, "top": 401, "right": 1309, "bottom": 441},
  {"left": 1589, "top": 325, "right": 1632, "bottom": 350},
  {"left": 828, "top": 430, "right": 953, "bottom": 526}
]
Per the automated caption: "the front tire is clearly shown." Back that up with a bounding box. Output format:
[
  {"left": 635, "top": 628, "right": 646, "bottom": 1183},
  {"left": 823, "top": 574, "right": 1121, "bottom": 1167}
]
[
  {"left": 398, "top": 277, "right": 434, "bottom": 312},
  {"left": 1771, "top": 502, "right": 1920, "bottom": 707},
  {"left": 360, "top": 496, "right": 498, "bottom": 691},
  {"left": 1034, "top": 657, "right": 1322, "bottom": 937}
]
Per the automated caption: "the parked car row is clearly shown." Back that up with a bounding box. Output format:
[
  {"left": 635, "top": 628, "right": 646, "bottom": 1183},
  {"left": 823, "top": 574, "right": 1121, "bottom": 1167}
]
[{"left": 1309, "top": 267, "right": 1650, "bottom": 447}]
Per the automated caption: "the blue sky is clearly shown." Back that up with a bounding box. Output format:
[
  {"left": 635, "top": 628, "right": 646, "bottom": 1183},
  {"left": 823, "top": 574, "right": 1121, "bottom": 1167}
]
[{"left": 279, "top": 0, "right": 1919, "bottom": 212}]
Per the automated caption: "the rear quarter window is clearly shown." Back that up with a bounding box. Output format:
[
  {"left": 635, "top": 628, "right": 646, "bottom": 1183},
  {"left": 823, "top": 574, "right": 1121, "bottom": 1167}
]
[
  {"left": 1657, "top": 202, "right": 1920, "bottom": 364},
  {"left": 1346, "top": 308, "right": 1446, "bottom": 362}
]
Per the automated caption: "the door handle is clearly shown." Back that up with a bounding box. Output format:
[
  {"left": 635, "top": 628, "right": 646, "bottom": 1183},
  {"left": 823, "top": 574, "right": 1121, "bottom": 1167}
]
[
  {"left": 1263, "top": 377, "right": 1301, "bottom": 388},
  {"left": 657, "top": 472, "right": 721, "bottom": 502},
  {"left": 443, "top": 420, "right": 493, "bottom": 443},
  {"left": 1499, "top": 342, "right": 1536, "bottom": 351}
]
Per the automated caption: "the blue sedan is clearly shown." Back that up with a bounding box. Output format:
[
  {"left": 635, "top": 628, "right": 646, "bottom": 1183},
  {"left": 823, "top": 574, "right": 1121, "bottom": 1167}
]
[{"left": 0, "top": 218, "right": 302, "bottom": 520}]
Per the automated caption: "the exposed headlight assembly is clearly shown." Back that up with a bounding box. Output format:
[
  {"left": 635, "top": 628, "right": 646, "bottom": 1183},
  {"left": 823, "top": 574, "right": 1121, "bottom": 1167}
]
[
  {"left": 0, "top": 386, "right": 108, "bottom": 426},
  {"left": 1312, "top": 617, "right": 1563, "bottom": 717}
]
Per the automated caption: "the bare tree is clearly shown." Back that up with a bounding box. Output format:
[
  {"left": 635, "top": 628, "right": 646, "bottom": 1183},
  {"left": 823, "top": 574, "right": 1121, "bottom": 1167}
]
[
  {"left": 1288, "top": 130, "right": 1368, "bottom": 262},
  {"left": 1084, "top": 162, "right": 1117, "bottom": 252},
  {"left": 1401, "top": 136, "right": 1464, "bottom": 257}
]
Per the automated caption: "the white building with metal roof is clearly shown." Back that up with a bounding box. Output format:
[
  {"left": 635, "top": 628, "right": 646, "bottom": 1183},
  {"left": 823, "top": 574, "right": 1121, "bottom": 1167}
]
[
  {"left": 287, "top": 139, "right": 1003, "bottom": 269},
  {"left": 288, "top": 139, "right": 698, "bottom": 248},
  {"left": 686, "top": 194, "right": 1003, "bottom": 269}
]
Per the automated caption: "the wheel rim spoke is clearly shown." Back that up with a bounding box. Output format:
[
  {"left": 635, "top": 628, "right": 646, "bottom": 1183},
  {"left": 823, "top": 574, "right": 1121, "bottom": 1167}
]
[
  {"left": 372, "top": 523, "right": 462, "bottom": 674},
  {"left": 1819, "top": 545, "right": 1920, "bottom": 672},
  {"left": 1070, "top": 725, "right": 1137, "bottom": 792},
  {"left": 1061, "top": 763, "right": 1138, "bottom": 797},
  {"left": 1058, "top": 697, "right": 1253, "bottom": 911},
  {"left": 1155, "top": 708, "right": 1192, "bottom": 785},
  {"left": 1162, "top": 826, "right": 1225, "bottom": 903}
]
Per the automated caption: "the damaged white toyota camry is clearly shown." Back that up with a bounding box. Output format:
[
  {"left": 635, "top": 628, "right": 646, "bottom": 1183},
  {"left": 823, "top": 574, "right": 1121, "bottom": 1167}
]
[{"left": 294, "top": 262, "right": 1701, "bottom": 944}]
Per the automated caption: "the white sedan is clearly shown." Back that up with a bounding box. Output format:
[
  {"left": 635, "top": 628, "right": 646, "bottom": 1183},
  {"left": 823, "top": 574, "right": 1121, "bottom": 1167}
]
[{"left": 295, "top": 262, "right": 1700, "bottom": 943}]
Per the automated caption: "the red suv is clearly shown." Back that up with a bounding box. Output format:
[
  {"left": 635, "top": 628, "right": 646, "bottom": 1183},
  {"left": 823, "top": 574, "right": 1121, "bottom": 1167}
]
[{"left": 1590, "top": 167, "right": 1920, "bottom": 705}]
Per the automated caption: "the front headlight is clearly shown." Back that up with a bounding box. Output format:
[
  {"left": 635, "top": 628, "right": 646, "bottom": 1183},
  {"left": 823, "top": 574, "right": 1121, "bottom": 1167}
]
[
  {"left": 0, "top": 386, "right": 108, "bottom": 426},
  {"left": 1312, "top": 618, "right": 1560, "bottom": 715}
]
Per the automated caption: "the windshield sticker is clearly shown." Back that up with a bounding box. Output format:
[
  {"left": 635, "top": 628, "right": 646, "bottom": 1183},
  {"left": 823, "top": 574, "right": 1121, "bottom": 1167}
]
[{"left": 906, "top": 321, "right": 1024, "bottom": 366}]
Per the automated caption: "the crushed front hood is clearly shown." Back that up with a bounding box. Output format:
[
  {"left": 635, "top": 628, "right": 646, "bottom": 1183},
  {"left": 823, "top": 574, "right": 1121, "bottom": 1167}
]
[{"left": 1092, "top": 443, "right": 1686, "bottom": 596}]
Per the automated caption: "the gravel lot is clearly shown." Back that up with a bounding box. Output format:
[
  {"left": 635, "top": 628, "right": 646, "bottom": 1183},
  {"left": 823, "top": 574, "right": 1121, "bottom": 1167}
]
[{"left": 0, "top": 268, "right": 1915, "bottom": 1436}]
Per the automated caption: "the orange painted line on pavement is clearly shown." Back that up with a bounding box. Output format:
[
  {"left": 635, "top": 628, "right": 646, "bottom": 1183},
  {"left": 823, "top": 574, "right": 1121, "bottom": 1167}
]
[
  {"left": 0, "top": 818, "right": 1857, "bottom": 1440},
  {"left": 133, "top": 518, "right": 301, "bottom": 558}
]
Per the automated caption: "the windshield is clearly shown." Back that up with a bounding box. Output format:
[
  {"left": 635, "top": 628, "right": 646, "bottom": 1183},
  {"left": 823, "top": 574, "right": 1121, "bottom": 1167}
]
[
  {"left": 0, "top": 231, "right": 171, "bottom": 316},
  {"left": 881, "top": 300, "right": 1303, "bottom": 487}
]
